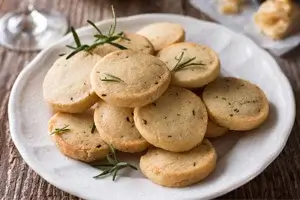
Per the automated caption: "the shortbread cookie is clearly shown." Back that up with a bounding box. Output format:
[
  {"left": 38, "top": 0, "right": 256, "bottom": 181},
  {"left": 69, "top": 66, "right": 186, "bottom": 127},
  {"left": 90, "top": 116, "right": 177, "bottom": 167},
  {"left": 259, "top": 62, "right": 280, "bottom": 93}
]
[
  {"left": 202, "top": 77, "right": 269, "bottom": 131},
  {"left": 137, "top": 22, "right": 185, "bottom": 51},
  {"left": 205, "top": 120, "right": 228, "bottom": 138},
  {"left": 49, "top": 112, "right": 109, "bottom": 162},
  {"left": 157, "top": 42, "right": 220, "bottom": 88},
  {"left": 90, "top": 50, "right": 171, "bottom": 107},
  {"left": 254, "top": 0, "right": 300, "bottom": 40},
  {"left": 94, "top": 101, "right": 149, "bottom": 153},
  {"left": 134, "top": 86, "right": 207, "bottom": 152},
  {"left": 43, "top": 52, "right": 100, "bottom": 113},
  {"left": 140, "top": 139, "right": 217, "bottom": 188},
  {"left": 92, "top": 32, "right": 155, "bottom": 56}
]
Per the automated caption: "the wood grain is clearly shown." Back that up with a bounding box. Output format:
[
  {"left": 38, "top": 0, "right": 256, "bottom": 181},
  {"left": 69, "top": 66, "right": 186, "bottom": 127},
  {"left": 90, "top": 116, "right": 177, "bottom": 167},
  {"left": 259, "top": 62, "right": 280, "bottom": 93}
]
[{"left": 0, "top": 0, "right": 299, "bottom": 199}]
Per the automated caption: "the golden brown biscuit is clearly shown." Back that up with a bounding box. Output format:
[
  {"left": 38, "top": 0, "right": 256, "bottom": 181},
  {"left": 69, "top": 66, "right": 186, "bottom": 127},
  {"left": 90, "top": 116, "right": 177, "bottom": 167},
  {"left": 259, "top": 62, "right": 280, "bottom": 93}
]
[
  {"left": 49, "top": 112, "right": 109, "bottom": 162},
  {"left": 205, "top": 120, "right": 228, "bottom": 138},
  {"left": 137, "top": 22, "right": 185, "bottom": 51},
  {"left": 140, "top": 139, "right": 217, "bottom": 188},
  {"left": 134, "top": 86, "right": 208, "bottom": 152},
  {"left": 90, "top": 50, "right": 171, "bottom": 107},
  {"left": 94, "top": 101, "right": 150, "bottom": 153},
  {"left": 202, "top": 77, "right": 269, "bottom": 131},
  {"left": 157, "top": 42, "right": 220, "bottom": 88},
  {"left": 43, "top": 52, "right": 100, "bottom": 113}
]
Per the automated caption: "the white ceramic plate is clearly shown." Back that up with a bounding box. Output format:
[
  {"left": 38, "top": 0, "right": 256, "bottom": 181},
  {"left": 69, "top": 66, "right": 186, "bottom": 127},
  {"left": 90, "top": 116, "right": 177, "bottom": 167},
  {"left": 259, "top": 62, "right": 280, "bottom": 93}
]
[{"left": 8, "top": 14, "right": 295, "bottom": 200}]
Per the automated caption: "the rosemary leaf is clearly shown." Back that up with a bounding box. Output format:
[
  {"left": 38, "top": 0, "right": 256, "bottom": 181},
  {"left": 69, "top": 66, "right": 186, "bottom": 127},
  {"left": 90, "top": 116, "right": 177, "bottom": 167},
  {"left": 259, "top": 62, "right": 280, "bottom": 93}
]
[
  {"left": 109, "top": 42, "right": 127, "bottom": 50},
  {"left": 87, "top": 20, "right": 103, "bottom": 35},
  {"left": 50, "top": 125, "right": 70, "bottom": 135},
  {"left": 70, "top": 27, "right": 81, "bottom": 47},
  {"left": 172, "top": 52, "right": 205, "bottom": 72},
  {"left": 112, "top": 168, "right": 118, "bottom": 181},
  {"left": 93, "top": 145, "right": 137, "bottom": 181},
  {"left": 109, "top": 5, "right": 117, "bottom": 36},
  {"left": 106, "top": 155, "right": 117, "bottom": 165},
  {"left": 93, "top": 168, "right": 111, "bottom": 178},
  {"left": 100, "top": 73, "right": 124, "bottom": 83}
]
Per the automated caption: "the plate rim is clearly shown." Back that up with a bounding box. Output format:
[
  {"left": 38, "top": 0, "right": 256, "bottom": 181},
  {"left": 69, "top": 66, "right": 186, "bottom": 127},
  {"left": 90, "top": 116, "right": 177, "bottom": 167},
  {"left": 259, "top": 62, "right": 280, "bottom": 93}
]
[{"left": 8, "top": 13, "right": 296, "bottom": 200}]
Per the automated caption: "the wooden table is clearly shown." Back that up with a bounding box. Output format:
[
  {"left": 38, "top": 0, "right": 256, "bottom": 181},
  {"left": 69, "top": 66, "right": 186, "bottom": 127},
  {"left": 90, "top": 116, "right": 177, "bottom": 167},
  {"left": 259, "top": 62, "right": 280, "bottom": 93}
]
[{"left": 0, "top": 0, "right": 299, "bottom": 199}]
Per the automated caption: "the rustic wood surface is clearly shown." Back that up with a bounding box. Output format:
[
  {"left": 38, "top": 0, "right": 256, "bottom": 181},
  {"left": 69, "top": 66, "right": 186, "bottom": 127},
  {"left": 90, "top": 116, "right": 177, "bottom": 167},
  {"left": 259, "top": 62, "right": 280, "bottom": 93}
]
[{"left": 0, "top": 0, "right": 299, "bottom": 199}]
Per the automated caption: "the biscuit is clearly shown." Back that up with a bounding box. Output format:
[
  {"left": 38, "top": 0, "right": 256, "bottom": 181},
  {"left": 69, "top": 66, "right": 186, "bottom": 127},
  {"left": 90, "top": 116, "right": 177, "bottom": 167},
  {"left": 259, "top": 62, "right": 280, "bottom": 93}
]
[
  {"left": 137, "top": 22, "right": 185, "bottom": 51},
  {"left": 140, "top": 139, "right": 217, "bottom": 188},
  {"left": 92, "top": 32, "right": 155, "bottom": 56},
  {"left": 94, "top": 101, "right": 150, "bottom": 153},
  {"left": 205, "top": 120, "right": 228, "bottom": 138},
  {"left": 49, "top": 112, "right": 109, "bottom": 162},
  {"left": 43, "top": 52, "right": 100, "bottom": 113},
  {"left": 134, "top": 86, "right": 208, "bottom": 152},
  {"left": 157, "top": 42, "right": 220, "bottom": 88},
  {"left": 90, "top": 50, "right": 171, "bottom": 107},
  {"left": 202, "top": 77, "right": 269, "bottom": 131}
]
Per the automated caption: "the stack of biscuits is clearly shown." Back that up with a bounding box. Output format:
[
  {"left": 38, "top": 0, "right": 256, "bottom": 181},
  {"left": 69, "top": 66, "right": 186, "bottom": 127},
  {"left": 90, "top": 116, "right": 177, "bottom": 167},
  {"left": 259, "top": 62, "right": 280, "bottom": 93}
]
[{"left": 44, "top": 22, "right": 269, "bottom": 187}]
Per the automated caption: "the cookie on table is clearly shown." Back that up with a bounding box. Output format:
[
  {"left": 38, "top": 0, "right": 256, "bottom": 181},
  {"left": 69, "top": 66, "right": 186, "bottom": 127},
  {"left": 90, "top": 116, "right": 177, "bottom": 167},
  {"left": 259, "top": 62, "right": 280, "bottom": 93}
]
[
  {"left": 137, "top": 22, "right": 185, "bottom": 51},
  {"left": 43, "top": 52, "right": 100, "bottom": 113},
  {"left": 157, "top": 42, "right": 220, "bottom": 88},
  {"left": 91, "top": 32, "right": 155, "bottom": 56},
  {"left": 94, "top": 101, "right": 150, "bottom": 153},
  {"left": 202, "top": 77, "right": 269, "bottom": 131},
  {"left": 205, "top": 120, "right": 228, "bottom": 138},
  {"left": 90, "top": 50, "right": 171, "bottom": 107},
  {"left": 134, "top": 86, "right": 208, "bottom": 152},
  {"left": 140, "top": 139, "right": 217, "bottom": 188},
  {"left": 49, "top": 112, "right": 109, "bottom": 162}
]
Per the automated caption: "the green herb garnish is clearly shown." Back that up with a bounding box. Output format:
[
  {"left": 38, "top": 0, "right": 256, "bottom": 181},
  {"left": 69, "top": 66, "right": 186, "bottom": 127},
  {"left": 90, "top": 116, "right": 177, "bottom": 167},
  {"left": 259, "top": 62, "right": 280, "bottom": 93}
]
[
  {"left": 100, "top": 73, "right": 124, "bottom": 83},
  {"left": 171, "top": 52, "right": 205, "bottom": 72},
  {"left": 93, "top": 145, "right": 137, "bottom": 181},
  {"left": 91, "top": 123, "right": 96, "bottom": 133},
  {"left": 50, "top": 125, "right": 70, "bottom": 135},
  {"left": 65, "top": 6, "right": 128, "bottom": 59}
]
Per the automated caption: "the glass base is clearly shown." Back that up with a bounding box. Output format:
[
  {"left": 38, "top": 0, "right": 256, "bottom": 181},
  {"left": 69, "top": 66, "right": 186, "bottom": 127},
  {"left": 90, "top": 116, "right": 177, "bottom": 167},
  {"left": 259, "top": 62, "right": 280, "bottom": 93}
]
[{"left": 0, "top": 10, "right": 68, "bottom": 51}]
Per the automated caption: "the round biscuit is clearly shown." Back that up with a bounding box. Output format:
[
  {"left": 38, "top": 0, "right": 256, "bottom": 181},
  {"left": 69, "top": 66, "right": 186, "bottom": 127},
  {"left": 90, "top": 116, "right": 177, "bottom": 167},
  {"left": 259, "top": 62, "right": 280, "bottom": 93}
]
[
  {"left": 157, "top": 42, "right": 220, "bottom": 88},
  {"left": 137, "top": 22, "right": 185, "bottom": 51},
  {"left": 205, "top": 120, "right": 228, "bottom": 138},
  {"left": 134, "top": 86, "right": 208, "bottom": 152},
  {"left": 49, "top": 112, "right": 109, "bottom": 162},
  {"left": 202, "top": 77, "right": 269, "bottom": 131},
  {"left": 90, "top": 50, "right": 171, "bottom": 107},
  {"left": 140, "top": 139, "right": 217, "bottom": 188},
  {"left": 94, "top": 101, "right": 150, "bottom": 153},
  {"left": 43, "top": 52, "right": 100, "bottom": 113}
]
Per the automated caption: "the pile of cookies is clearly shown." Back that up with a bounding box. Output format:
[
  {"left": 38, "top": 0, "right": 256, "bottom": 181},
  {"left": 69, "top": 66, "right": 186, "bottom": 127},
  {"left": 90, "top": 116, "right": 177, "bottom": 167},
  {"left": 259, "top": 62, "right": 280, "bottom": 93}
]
[{"left": 44, "top": 21, "right": 269, "bottom": 188}]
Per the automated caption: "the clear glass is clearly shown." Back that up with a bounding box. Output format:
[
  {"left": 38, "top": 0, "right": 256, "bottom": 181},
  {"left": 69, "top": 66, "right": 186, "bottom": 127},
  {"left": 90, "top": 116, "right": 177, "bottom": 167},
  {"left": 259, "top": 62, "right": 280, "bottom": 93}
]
[{"left": 0, "top": 0, "right": 68, "bottom": 51}]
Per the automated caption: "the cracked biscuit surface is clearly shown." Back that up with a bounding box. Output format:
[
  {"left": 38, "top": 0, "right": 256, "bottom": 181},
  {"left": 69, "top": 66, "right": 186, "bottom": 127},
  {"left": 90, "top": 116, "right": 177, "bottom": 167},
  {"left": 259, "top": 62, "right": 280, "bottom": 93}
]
[{"left": 134, "top": 86, "right": 207, "bottom": 152}]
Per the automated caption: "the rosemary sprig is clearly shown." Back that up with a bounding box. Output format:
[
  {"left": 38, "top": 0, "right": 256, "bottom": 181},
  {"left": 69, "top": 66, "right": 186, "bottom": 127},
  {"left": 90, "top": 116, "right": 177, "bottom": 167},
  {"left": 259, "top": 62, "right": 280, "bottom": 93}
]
[
  {"left": 50, "top": 125, "right": 70, "bottom": 135},
  {"left": 100, "top": 73, "right": 124, "bottom": 83},
  {"left": 93, "top": 145, "right": 137, "bottom": 181},
  {"left": 65, "top": 6, "right": 129, "bottom": 59},
  {"left": 91, "top": 123, "right": 96, "bottom": 133},
  {"left": 171, "top": 52, "right": 205, "bottom": 72}
]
